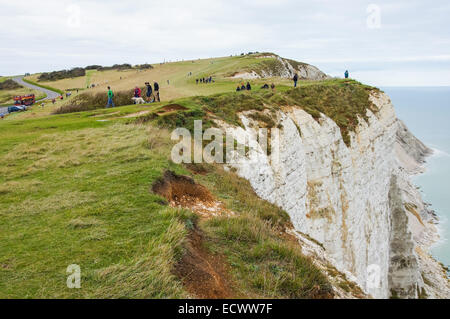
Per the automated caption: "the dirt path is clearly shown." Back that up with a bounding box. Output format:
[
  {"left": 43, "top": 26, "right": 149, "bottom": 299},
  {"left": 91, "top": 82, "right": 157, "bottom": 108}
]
[{"left": 173, "top": 228, "right": 236, "bottom": 299}]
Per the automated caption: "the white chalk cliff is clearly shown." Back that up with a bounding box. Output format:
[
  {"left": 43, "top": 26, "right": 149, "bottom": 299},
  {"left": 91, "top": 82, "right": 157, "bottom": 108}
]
[
  {"left": 217, "top": 91, "right": 450, "bottom": 299},
  {"left": 230, "top": 54, "right": 329, "bottom": 81}
]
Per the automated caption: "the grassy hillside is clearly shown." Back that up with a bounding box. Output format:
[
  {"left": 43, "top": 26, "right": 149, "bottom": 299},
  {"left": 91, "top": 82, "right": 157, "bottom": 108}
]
[
  {"left": 0, "top": 104, "right": 332, "bottom": 298},
  {"left": 0, "top": 54, "right": 374, "bottom": 298},
  {"left": 24, "top": 54, "right": 296, "bottom": 104}
]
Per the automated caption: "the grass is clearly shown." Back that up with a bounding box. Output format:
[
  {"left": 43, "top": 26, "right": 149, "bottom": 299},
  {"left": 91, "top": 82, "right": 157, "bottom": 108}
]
[
  {"left": 22, "top": 54, "right": 297, "bottom": 107},
  {"left": 85, "top": 70, "right": 96, "bottom": 88},
  {"left": 0, "top": 99, "right": 332, "bottom": 298},
  {"left": 131, "top": 79, "right": 379, "bottom": 147},
  {"left": 0, "top": 54, "right": 381, "bottom": 298},
  {"left": 191, "top": 165, "right": 332, "bottom": 298},
  {"left": 0, "top": 76, "right": 13, "bottom": 83},
  {"left": 0, "top": 115, "right": 191, "bottom": 298}
]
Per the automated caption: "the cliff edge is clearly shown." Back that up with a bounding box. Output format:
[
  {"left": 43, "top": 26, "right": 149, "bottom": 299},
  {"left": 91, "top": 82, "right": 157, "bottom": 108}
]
[{"left": 214, "top": 89, "right": 449, "bottom": 298}]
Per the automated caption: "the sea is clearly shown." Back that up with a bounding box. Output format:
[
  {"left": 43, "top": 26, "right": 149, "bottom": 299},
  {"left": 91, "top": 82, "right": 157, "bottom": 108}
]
[{"left": 383, "top": 87, "right": 450, "bottom": 268}]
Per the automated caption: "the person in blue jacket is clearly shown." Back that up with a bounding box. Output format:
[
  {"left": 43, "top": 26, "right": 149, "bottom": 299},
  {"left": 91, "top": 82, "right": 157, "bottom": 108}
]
[{"left": 345, "top": 70, "right": 349, "bottom": 79}]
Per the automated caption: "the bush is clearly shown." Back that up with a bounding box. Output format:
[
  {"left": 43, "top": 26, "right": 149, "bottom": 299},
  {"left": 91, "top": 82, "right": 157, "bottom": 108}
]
[
  {"left": 135, "top": 64, "right": 154, "bottom": 70},
  {"left": 38, "top": 68, "right": 86, "bottom": 82},
  {"left": 98, "top": 64, "right": 132, "bottom": 72},
  {"left": 84, "top": 64, "right": 102, "bottom": 70},
  {"left": 53, "top": 87, "right": 143, "bottom": 114},
  {"left": 0, "top": 79, "right": 22, "bottom": 90},
  {"left": 84, "top": 65, "right": 102, "bottom": 70}
]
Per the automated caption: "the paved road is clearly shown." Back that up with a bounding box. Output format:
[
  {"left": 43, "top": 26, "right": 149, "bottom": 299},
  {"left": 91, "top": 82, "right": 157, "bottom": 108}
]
[{"left": 0, "top": 76, "right": 60, "bottom": 115}]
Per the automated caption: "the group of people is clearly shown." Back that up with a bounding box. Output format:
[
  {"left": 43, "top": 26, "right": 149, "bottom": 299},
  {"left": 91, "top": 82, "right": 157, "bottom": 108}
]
[
  {"left": 236, "top": 82, "right": 276, "bottom": 92},
  {"left": 236, "top": 82, "right": 252, "bottom": 91},
  {"left": 106, "top": 80, "right": 160, "bottom": 108},
  {"left": 105, "top": 69, "right": 351, "bottom": 108},
  {"left": 261, "top": 83, "right": 276, "bottom": 90},
  {"left": 196, "top": 76, "right": 213, "bottom": 84}
]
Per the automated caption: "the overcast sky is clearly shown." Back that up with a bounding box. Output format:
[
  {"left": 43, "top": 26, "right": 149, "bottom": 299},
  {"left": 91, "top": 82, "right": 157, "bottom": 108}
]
[{"left": 1, "top": 0, "right": 449, "bottom": 86}]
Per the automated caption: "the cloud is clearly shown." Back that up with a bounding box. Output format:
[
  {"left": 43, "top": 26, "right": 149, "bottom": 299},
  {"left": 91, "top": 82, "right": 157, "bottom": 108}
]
[{"left": 0, "top": 0, "right": 449, "bottom": 86}]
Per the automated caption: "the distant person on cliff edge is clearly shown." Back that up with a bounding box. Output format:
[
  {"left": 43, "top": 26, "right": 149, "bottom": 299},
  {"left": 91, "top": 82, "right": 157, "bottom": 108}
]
[
  {"left": 106, "top": 86, "right": 115, "bottom": 108},
  {"left": 154, "top": 81, "right": 160, "bottom": 102},
  {"left": 345, "top": 70, "right": 349, "bottom": 79},
  {"left": 293, "top": 73, "right": 299, "bottom": 87}
]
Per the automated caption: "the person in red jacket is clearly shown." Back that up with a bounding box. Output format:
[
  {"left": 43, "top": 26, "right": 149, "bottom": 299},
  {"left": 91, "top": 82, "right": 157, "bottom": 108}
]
[{"left": 134, "top": 86, "right": 141, "bottom": 98}]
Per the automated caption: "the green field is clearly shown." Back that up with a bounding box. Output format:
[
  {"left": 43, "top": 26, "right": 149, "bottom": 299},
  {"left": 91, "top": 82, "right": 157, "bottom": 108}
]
[{"left": 0, "top": 54, "right": 369, "bottom": 298}]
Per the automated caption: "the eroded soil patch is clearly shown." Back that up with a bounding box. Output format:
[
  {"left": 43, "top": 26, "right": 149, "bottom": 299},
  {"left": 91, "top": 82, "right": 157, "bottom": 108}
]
[
  {"left": 152, "top": 170, "right": 234, "bottom": 218},
  {"left": 157, "top": 104, "right": 187, "bottom": 114},
  {"left": 173, "top": 228, "right": 235, "bottom": 299}
]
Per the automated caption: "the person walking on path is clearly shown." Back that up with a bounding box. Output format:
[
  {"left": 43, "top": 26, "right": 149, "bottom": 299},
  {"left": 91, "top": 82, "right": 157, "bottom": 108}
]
[
  {"left": 145, "top": 82, "right": 153, "bottom": 102},
  {"left": 293, "top": 73, "right": 299, "bottom": 87},
  {"left": 345, "top": 70, "right": 349, "bottom": 79},
  {"left": 153, "top": 81, "right": 160, "bottom": 102},
  {"left": 106, "top": 86, "right": 115, "bottom": 108}
]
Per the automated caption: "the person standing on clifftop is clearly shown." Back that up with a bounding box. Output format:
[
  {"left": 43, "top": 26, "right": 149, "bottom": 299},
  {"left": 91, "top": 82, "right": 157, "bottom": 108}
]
[
  {"left": 345, "top": 70, "right": 349, "bottom": 79},
  {"left": 293, "top": 73, "right": 299, "bottom": 87},
  {"left": 154, "top": 81, "right": 160, "bottom": 102},
  {"left": 106, "top": 86, "right": 115, "bottom": 108},
  {"left": 145, "top": 82, "right": 153, "bottom": 102}
]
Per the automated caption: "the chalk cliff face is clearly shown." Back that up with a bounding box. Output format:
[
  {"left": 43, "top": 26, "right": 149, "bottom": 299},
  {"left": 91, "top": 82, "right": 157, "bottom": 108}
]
[
  {"left": 231, "top": 55, "right": 329, "bottom": 81},
  {"left": 217, "top": 91, "right": 450, "bottom": 299}
]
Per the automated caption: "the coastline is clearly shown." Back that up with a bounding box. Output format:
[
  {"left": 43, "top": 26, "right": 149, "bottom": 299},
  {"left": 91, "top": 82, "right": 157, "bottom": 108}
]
[
  {"left": 414, "top": 147, "right": 449, "bottom": 273},
  {"left": 395, "top": 117, "right": 450, "bottom": 297}
]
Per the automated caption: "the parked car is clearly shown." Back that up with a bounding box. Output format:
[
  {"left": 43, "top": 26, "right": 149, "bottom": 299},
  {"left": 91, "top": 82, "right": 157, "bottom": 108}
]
[{"left": 8, "top": 105, "right": 28, "bottom": 113}]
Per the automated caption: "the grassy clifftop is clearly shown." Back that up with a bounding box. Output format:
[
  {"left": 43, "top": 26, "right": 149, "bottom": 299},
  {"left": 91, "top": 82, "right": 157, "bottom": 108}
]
[
  {"left": 0, "top": 54, "right": 376, "bottom": 298},
  {"left": 0, "top": 104, "right": 334, "bottom": 298}
]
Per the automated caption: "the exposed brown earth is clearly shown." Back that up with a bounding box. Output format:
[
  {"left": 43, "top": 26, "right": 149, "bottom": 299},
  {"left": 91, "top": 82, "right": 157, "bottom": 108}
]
[{"left": 173, "top": 227, "right": 236, "bottom": 299}]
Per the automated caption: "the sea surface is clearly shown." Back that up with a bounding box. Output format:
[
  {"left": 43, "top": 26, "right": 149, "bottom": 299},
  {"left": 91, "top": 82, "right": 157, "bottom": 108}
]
[{"left": 383, "top": 87, "right": 450, "bottom": 268}]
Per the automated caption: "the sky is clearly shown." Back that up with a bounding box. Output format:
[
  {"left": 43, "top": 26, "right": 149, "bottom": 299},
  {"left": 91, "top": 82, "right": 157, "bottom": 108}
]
[{"left": 1, "top": 0, "right": 449, "bottom": 87}]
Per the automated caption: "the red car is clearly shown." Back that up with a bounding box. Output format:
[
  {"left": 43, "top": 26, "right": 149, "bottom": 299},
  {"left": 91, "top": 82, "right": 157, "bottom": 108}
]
[{"left": 14, "top": 94, "right": 35, "bottom": 106}]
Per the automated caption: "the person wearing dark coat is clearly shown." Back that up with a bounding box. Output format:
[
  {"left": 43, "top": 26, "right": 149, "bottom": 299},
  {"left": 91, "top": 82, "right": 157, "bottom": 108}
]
[
  {"left": 293, "top": 73, "right": 299, "bottom": 87},
  {"left": 153, "top": 81, "right": 160, "bottom": 102},
  {"left": 236, "top": 86, "right": 241, "bottom": 92},
  {"left": 246, "top": 82, "right": 251, "bottom": 91},
  {"left": 145, "top": 82, "right": 153, "bottom": 102}
]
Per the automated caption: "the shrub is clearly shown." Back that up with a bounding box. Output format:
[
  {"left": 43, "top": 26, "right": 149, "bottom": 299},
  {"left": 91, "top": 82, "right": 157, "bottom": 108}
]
[
  {"left": 38, "top": 68, "right": 86, "bottom": 82},
  {"left": 84, "top": 65, "right": 102, "bottom": 70},
  {"left": 98, "top": 64, "right": 132, "bottom": 71},
  {"left": 53, "top": 88, "right": 142, "bottom": 114},
  {"left": 0, "top": 79, "right": 22, "bottom": 90},
  {"left": 135, "top": 64, "right": 154, "bottom": 70}
]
